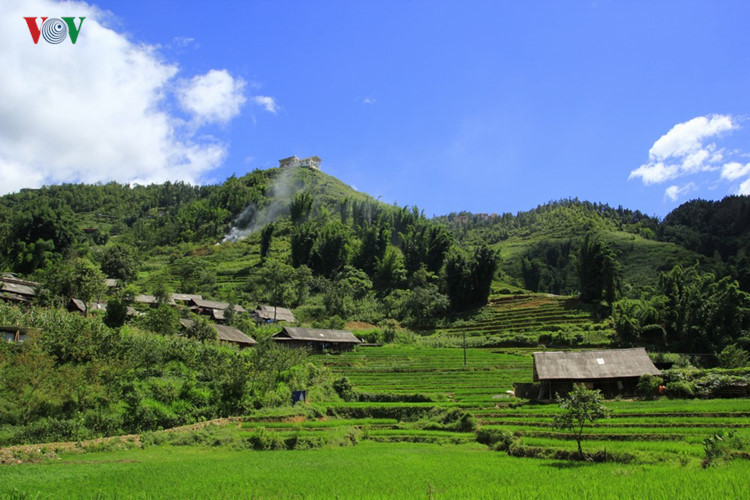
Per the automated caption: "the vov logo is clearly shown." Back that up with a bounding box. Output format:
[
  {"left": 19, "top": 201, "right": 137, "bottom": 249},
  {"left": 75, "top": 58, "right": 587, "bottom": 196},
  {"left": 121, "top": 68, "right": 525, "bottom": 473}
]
[{"left": 24, "top": 17, "right": 85, "bottom": 44}]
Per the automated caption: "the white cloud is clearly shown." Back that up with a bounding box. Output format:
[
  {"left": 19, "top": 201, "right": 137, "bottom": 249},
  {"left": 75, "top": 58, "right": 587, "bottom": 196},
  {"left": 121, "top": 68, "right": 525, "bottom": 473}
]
[
  {"left": 252, "top": 96, "right": 278, "bottom": 114},
  {"left": 630, "top": 114, "right": 737, "bottom": 185},
  {"left": 362, "top": 97, "right": 376, "bottom": 105},
  {"left": 0, "top": 0, "right": 268, "bottom": 195},
  {"left": 664, "top": 182, "right": 697, "bottom": 202},
  {"left": 628, "top": 162, "right": 680, "bottom": 185},
  {"left": 178, "top": 69, "right": 247, "bottom": 124},
  {"left": 721, "top": 162, "right": 750, "bottom": 181},
  {"left": 630, "top": 114, "right": 750, "bottom": 200},
  {"left": 648, "top": 115, "right": 735, "bottom": 160}
]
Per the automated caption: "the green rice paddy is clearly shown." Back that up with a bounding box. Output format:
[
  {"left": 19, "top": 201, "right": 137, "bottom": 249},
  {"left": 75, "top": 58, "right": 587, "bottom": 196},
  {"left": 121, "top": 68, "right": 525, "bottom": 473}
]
[{"left": 2, "top": 346, "right": 749, "bottom": 498}]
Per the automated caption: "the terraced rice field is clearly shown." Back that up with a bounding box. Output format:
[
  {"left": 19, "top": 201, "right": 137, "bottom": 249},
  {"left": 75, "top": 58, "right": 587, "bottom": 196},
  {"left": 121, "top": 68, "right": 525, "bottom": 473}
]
[
  {"left": 318, "top": 346, "right": 532, "bottom": 404},
  {"left": 433, "top": 294, "right": 614, "bottom": 343},
  {"left": 311, "top": 346, "right": 750, "bottom": 464}
]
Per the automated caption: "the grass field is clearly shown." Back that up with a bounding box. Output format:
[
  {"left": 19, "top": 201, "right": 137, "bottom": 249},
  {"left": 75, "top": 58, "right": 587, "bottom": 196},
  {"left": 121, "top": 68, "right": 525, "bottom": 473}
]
[
  {"left": 2, "top": 442, "right": 749, "bottom": 499},
  {"left": 2, "top": 346, "right": 749, "bottom": 499}
]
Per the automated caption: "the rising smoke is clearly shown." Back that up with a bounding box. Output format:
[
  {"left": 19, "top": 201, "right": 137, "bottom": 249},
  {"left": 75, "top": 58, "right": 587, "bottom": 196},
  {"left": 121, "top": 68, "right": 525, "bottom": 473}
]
[{"left": 223, "top": 166, "right": 302, "bottom": 242}]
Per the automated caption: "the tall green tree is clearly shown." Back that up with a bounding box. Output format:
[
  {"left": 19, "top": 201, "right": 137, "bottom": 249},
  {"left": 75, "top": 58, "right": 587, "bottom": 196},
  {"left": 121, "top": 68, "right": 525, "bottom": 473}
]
[
  {"left": 578, "top": 233, "right": 620, "bottom": 305},
  {"left": 257, "top": 259, "right": 296, "bottom": 319},
  {"left": 260, "top": 223, "right": 275, "bottom": 262},
  {"left": 290, "top": 192, "right": 314, "bottom": 224}
]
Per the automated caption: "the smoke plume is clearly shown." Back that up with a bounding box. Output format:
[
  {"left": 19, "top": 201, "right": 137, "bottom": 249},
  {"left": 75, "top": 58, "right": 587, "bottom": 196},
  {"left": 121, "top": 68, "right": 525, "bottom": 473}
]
[{"left": 223, "top": 166, "right": 301, "bottom": 242}]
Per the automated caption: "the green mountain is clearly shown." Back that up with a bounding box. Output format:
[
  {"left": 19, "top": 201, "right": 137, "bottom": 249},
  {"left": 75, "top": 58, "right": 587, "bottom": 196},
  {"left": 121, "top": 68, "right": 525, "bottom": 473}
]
[{"left": 1, "top": 167, "right": 748, "bottom": 353}]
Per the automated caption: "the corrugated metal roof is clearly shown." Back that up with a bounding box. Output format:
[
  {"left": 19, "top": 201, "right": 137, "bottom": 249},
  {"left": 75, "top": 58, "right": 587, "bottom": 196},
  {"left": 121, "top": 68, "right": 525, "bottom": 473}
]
[
  {"left": 533, "top": 348, "right": 661, "bottom": 381},
  {"left": 274, "top": 327, "right": 361, "bottom": 344},
  {"left": 255, "top": 304, "right": 296, "bottom": 322}
]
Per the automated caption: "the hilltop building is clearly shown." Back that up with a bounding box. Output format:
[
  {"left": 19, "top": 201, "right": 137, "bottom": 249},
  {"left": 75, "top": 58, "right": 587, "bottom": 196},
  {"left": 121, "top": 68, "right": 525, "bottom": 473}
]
[{"left": 279, "top": 155, "right": 322, "bottom": 170}]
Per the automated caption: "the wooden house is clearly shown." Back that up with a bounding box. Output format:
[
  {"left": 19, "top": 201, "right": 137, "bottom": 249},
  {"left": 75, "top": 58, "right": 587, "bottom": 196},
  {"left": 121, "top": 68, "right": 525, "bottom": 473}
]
[
  {"left": 68, "top": 298, "right": 107, "bottom": 315},
  {"left": 532, "top": 348, "right": 661, "bottom": 399},
  {"left": 272, "top": 327, "right": 361, "bottom": 353},
  {"left": 0, "top": 276, "right": 38, "bottom": 305},
  {"left": 253, "top": 304, "right": 296, "bottom": 323},
  {"left": 1, "top": 325, "right": 36, "bottom": 343},
  {"left": 179, "top": 318, "right": 256, "bottom": 348},
  {"left": 188, "top": 298, "right": 246, "bottom": 322}
]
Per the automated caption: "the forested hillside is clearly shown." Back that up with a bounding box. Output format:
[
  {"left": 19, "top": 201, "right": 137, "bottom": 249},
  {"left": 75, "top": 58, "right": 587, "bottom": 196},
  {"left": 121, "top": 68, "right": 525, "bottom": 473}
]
[{"left": 1, "top": 168, "right": 748, "bottom": 355}]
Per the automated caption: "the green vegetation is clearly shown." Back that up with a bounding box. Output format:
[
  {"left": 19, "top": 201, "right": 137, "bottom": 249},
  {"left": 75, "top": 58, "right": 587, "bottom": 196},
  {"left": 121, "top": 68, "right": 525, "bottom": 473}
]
[
  {"left": 0, "top": 302, "right": 324, "bottom": 446},
  {"left": 554, "top": 385, "right": 611, "bottom": 457},
  {"left": 1, "top": 168, "right": 749, "bottom": 496},
  {"left": 3, "top": 442, "right": 748, "bottom": 499},
  {"left": 2, "top": 346, "right": 749, "bottom": 498}
]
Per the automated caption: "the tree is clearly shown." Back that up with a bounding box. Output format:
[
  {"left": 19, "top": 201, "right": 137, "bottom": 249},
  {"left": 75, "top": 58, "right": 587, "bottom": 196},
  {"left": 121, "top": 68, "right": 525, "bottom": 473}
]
[
  {"left": 257, "top": 259, "right": 295, "bottom": 319},
  {"left": 186, "top": 316, "right": 218, "bottom": 342},
  {"left": 554, "top": 384, "right": 610, "bottom": 458},
  {"left": 578, "top": 233, "right": 620, "bottom": 305},
  {"left": 444, "top": 244, "right": 498, "bottom": 311},
  {"left": 41, "top": 257, "right": 106, "bottom": 313},
  {"left": 290, "top": 192, "right": 314, "bottom": 224},
  {"left": 100, "top": 244, "right": 138, "bottom": 282},
  {"left": 260, "top": 223, "right": 275, "bottom": 262}
]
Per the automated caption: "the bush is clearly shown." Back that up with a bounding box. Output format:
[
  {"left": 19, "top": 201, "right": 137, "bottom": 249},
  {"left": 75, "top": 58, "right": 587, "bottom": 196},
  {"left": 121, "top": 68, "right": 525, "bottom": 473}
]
[
  {"left": 718, "top": 344, "right": 749, "bottom": 369},
  {"left": 636, "top": 374, "right": 663, "bottom": 399},
  {"left": 476, "top": 429, "right": 518, "bottom": 452},
  {"left": 702, "top": 430, "right": 741, "bottom": 468},
  {"left": 665, "top": 380, "right": 695, "bottom": 399}
]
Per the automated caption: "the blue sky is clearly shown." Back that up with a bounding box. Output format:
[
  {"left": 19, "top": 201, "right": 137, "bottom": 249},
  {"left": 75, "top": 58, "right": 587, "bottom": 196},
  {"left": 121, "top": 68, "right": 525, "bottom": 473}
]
[{"left": 3, "top": 1, "right": 750, "bottom": 218}]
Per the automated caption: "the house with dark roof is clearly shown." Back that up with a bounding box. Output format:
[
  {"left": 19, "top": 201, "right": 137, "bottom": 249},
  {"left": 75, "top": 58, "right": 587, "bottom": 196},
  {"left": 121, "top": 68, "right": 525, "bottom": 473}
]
[
  {"left": 272, "top": 327, "right": 361, "bottom": 353},
  {"left": 171, "top": 293, "right": 202, "bottom": 304},
  {"left": 67, "top": 298, "right": 107, "bottom": 315},
  {"left": 531, "top": 348, "right": 661, "bottom": 399},
  {"left": 253, "top": 304, "right": 296, "bottom": 323},
  {"left": 188, "top": 298, "right": 246, "bottom": 323},
  {"left": 179, "top": 318, "right": 257, "bottom": 348},
  {"left": 0, "top": 276, "right": 38, "bottom": 305}
]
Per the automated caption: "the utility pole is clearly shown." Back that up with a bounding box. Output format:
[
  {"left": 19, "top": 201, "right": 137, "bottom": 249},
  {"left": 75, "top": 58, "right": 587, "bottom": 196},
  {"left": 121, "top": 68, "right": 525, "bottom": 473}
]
[{"left": 463, "top": 331, "right": 467, "bottom": 367}]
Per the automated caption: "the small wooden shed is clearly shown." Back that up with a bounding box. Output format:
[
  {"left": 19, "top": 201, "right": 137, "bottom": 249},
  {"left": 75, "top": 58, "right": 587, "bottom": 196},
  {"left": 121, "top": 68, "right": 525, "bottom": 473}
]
[
  {"left": 272, "top": 327, "right": 361, "bottom": 353},
  {"left": 532, "top": 347, "right": 661, "bottom": 399}
]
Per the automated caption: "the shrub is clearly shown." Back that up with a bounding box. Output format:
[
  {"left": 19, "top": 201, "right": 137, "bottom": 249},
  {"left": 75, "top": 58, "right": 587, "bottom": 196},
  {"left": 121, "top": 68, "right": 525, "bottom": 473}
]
[
  {"left": 718, "top": 344, "right": 749, "bottom": 369},
  {"left": 247, "top": 427, "right": 286, "bottom": 451},
  {"left": 702, "top": 430, "right": 738, "bottom": 468},
  {"left": 476, "top": 429, "right": 517, "bottom": 452},
  {"left": 665, "top": 381, "right": 695, "bottom": 399},
  {"left": 636, "top": 374, "right": 663, "bottom": 399}
]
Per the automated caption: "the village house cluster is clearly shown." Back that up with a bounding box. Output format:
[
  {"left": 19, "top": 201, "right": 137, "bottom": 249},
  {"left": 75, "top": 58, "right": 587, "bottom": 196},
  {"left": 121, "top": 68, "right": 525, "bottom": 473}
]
[{"left": 1, "top": 274, "right": 361, "bottom": 352}]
